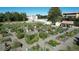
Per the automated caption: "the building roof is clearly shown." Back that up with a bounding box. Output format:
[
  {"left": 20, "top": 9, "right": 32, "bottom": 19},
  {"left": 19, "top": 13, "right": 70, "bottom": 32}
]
[
  {"left": 63, "top": 12, "right": 79, "bottom": 15},
  {"left": 61, "top": 21, "right": 74, "bottom": 24}
]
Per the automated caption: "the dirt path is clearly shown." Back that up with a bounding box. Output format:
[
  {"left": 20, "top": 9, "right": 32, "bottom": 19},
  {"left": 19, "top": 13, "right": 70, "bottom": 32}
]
[{"left": 1, "top": 27, "right": 76, "bottom": 51}]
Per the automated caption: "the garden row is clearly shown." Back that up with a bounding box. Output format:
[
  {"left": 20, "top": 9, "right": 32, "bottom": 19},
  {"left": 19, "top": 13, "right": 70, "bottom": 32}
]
[{"left": 0, "top": 22, "right": 69, "bottom": 50}]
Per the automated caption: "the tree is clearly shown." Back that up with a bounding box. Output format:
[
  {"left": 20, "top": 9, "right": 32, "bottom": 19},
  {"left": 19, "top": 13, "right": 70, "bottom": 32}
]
[
  {"left": 0, "top": 12, "right": 28, "bottom": 22},
  {"left": 5, "top": 12, "right": 11, "bottom": 22},
  {"left": 0, "top": 13, "right": 5, "bottom": 22},
  {"left": 74, "top": 18, "right": 79, "bottom": 26},
  {"left": 36, "top": 14, "right": 47, "bottom": 19},
  {"left": 48, "top": 7, "right": 62, "bottom": 24},
  {"left": 21, "top": 13, "right": 28, "bottom": 21}
]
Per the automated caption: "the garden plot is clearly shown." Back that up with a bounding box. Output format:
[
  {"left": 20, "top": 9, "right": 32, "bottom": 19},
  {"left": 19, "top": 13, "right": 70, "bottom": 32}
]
[{"left": 0, "top": 22, "right": 78, "bottom": 51}]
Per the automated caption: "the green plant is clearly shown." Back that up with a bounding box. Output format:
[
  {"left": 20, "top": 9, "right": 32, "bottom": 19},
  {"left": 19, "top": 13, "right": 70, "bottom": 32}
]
[
  {"left": 48, "top": 7, "right": 62, "bottom": 24},
  {"left": 25, "top": 34, "right": 39, "bottom": 44},
  {"left": 55, "top": 27, "right": 66, "bottom": 33},
  {"left": 0, "top": 28, "right": 9, "bottom": 37},
  {"left": 48, "top": 40, "right": 60, "bottom": 47},
  {"left": 16, "top": 32, "right": 25, "bottom": 39},
  {"left": 73, "top": 29, "right": 79, "bottom": 34},
  {"left": 59, "top": 35, "right": 65, "bottom": 40},
  {"left": 48, "top": 30, "right": 58, "bottom": 35},
  {"left": 39, "top": 32, "right": 48, "bottom": 39},
  {"left": 30, "top": 44, "right": 40, "bottom": 51},
  {"left": 28, "top": 44, "right": 49, "bottom": 51},
  {"left": 16, "top": 27, "right": 25, "bottom": 39},
  {"left": 65, "top": 31, "right": 75, "bottom": 37},
  {"left": 11, "top": 42, "right": 22, "bottom": 49},
  {"left": 0, "top": 34, "right": 3, "bottom": 43},
  {"left": 1, "top": 37, "right": 12, "bottom": 43},
  {"left": 0, "top": 23, "right": 3, "bottom": 27}
]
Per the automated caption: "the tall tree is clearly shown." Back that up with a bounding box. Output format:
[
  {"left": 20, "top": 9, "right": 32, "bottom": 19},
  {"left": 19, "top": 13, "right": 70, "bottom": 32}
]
[
  {"left": 0, "top": 12, "right": 28, "bottom": 22},
  {"left": 0, "top": 13, "right": 5, "bottom": 22},
  {"left": 48, "top": 7, "right": 62, "bottom": 24},
  {"left": 5, "top": 12, "right": 12, "bottom": 21}
]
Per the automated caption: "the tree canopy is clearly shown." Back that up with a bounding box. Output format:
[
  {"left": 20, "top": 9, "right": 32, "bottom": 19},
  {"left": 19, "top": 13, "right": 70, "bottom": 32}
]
[
  {"left": 74, "top": 18, "right": 79, "bottom": 26},
  {"left": 0, "top": 12, "right": 28, "bottom": 22},
  {"left": 48, "top": 7, "right": 62, "bottom": 24},
  {"left": 36, "top": 14, "right": 47, "bottom": 19}
]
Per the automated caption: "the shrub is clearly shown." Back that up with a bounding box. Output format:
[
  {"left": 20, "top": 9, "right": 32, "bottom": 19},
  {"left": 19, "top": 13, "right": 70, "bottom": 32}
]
[
  {"left": 0, "top": 23, "right": 3, "bottom": 27},
  {"left": 1, "top": 37, "right": 12, "bottom": 43},
  {"left": 55, "top": 27, "right": 66, "bottom": 33},
  {"left": 0, "top": 28, "right": 9, "bottom": 37},
  {"left": 65, "top": 31, "right": 75, "bottom": 37},
  {"left": 73, "top": 29, "right": 79, "bottom": 34},
  {"left": 39, "top": 32, "right": 48, "bottom": 39},
  {"left": 0, "top": 34, "right": 3, "bottom": 43},
  {"left": 30, "top": 44, "right": 40, "bottom": 51},
  {"left": 10, "top": 26, "right": 17, "bottom": 32},
  {"left": 11, "top": 42, "right": 23, "bottom": 49},
  {"left": 59, "top": 35, "right": 65, "bottom": 40},
  {"left": 48, "top": 30, "right": 58, "bottom": 35},
  {"left": 16, "top": 28, "right": 25, "bottom": 39},
  {"left": 48, "top": 40, "right": 60, "bottom": 47},
  {"left": 25, "top": 34, "right": 39, "bottom": 44},
  {"left": 16, "top": 32, "right": 25, "bottom": 39},
  {"left": 28, "top": 44, "right": 49, "bottom": 51}
]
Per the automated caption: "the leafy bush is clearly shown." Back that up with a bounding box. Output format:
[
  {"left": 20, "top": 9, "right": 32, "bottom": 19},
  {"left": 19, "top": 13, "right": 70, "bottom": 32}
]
[
  {"left": 55, "top": 27, "right": 67, "bottom": 33},
  {"left": 11, "top": 42, "right": 22, "bottom": 49},
  {"left": 39, "top": 32, "right": 48, "bottom": 39},
  {"left": 30, "top": 44, "right": 40, "bottom": 51},
  {"left": 1, "top": 37, "right": 12, "bottom": 43},
  {"left": 16, "top": 27, "right": 25, "bottom": 39},
  {"left": 48, "top": 30, "right": 58, "bottom": 35},
  {"left": 0, "top": 34, "right": 3, "bottom": 43},
  {"left": 48, "top": 27, "right": 68, "bottom": 35},
  {"left": 25, "top": 34, "right": 39, "bottom": 44},
  {"left": 74, "top": 18, "right": 79, "bottom": 26},
  {"left": 73, "top": 29, "right": 79, "bottom": 34},
  {"left": 59, "top": 35, "right": 65, "bottom": 40},
  {"left": 16, "top": 32, "right": 25, "bottom": 39},
  {"left": 65, "top": 31, "right": 75, "bottom": 37},
  {"left": 28, "top": 44, "right": 49, "bottom": 51},
  {"left": 0, "top": 23, "right": 3, "bottom": 27},
  {"left": 0, "top": 28, "right": 9, "bottom": 37},
  {"left": 10, "top": 26, "right": 17, "bottom": 32},
  {"left": 48, "top": 40, "right": 60, "bottom": 47}
]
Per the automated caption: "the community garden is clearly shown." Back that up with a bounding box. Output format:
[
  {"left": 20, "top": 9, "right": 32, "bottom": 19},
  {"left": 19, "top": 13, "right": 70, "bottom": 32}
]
[{"left": 0, "top": 22, "right": 79, "bottom": 51}]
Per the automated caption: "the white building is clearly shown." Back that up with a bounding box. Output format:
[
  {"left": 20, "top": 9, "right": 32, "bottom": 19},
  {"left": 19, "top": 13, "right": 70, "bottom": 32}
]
[
  {"left": 61, "top": 21, "right": 74, "bottom": 27},
  {"left": 63, "top": 12, "right": 79, "bottom": 19},
  {"left": 27, "top": 15, "right": 38, "bottom": 21},
  {"left": 27, "top": 15, "right": 52, "bottom": 25}
]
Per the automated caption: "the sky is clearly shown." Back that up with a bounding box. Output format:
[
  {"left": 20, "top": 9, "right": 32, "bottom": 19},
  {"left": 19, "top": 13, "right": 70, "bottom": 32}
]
[{"left": 0, "top": 7, "right": 79, "bottom": 15}]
